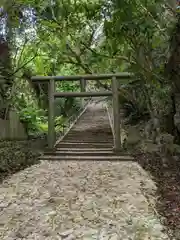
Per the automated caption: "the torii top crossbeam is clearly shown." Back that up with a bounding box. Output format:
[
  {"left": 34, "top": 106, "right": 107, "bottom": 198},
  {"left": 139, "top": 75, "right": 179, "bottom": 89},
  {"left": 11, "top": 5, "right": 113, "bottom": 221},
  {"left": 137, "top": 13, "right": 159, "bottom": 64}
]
[{"left": 31, "top": 72, "right": 132, "bottom": 82}]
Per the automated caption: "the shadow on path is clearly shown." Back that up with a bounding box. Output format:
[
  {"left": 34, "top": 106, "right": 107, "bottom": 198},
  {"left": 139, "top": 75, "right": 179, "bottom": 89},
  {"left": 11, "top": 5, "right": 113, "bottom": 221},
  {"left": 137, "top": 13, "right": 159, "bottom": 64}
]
[{"left": 135, "top": 152, "right": 180, "bottom": 239}]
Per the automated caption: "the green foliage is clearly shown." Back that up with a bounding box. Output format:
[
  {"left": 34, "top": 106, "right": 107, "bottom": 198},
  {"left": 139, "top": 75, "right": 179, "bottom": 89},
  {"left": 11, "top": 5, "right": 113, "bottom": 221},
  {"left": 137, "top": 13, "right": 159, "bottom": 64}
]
[
  {"left": 55, "top": 116, "right": 65, "bottom": 126},
  {"left": 38, "top": 122, "right": 48, "bottom": 133},
  {"left": 18, "top": 107, "right": 46, "bottom": 133},
  {"left": 102, "top": 0, "right": 175, "bottom": 120},
  {"left": 0, "top": 0, "right": 178, "bottom": 135}
]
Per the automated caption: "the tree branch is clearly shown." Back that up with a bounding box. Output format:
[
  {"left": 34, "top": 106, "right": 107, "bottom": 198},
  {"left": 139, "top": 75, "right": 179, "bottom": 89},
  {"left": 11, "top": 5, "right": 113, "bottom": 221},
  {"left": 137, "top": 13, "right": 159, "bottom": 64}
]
[
  {"left": 9, "top": 52, "right": 38, "bottom": 77},
  {"left": 81, "top": 42, "right": 135, "bottom": 63},
  {"left": 15, "top": 37, "right": 28, "bottom": 69}
]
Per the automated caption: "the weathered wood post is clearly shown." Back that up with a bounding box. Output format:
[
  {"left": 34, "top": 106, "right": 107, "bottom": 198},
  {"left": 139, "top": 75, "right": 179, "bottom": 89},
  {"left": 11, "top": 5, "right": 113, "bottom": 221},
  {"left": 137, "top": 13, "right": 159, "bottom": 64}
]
[
  {"left": 112, "top": 76, "right": 121, "bottom": 152},
  {"left": 80, "top": 78, "right": 86, "bottom": 104},
  {"left": 48, "top": 79, "right": 55, "bottom": 149},
  {"left": 80, "top": 78, "right": 86, "bottom": 92}
]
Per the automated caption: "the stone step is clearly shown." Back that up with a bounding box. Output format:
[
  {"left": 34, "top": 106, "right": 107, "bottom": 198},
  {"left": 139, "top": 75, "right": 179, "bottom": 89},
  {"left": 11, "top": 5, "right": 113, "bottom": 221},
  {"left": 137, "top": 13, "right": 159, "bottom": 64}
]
[
  {"left": 40, "top": 155, "right": 134, "bottom": 161},
  {"left": 55, "top": 148, "right": 113, "bottom": 151},
  {"left": 56, "top": 142, "right": 113, "bottom": 148},
  {"left": 66, "top": 136, "right": 112, "bottom": 139},
  {"left": 67, "top": 131, "right": 112, "bottom": 134},
  {"left": 65, "top": 134, "right": 113, "bottom": 137},
  {"left": 61, "top": 139, "right": 113, "bottom": 143},
  {"left": 44, "top": 151, "right": 116, "bottom": 156},
  {"left": 64, "top": 137, "right": 113, "bottom": 140}
]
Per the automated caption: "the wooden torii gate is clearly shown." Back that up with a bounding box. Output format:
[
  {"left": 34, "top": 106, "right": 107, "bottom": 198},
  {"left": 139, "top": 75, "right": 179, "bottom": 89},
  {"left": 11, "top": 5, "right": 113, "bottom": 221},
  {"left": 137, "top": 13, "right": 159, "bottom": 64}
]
[{"left": 31, "top": 73, "right": 132, "bottom": 151}]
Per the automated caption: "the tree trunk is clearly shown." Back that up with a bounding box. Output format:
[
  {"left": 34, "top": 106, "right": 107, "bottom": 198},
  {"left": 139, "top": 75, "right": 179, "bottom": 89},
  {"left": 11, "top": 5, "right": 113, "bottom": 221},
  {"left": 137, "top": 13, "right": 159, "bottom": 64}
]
[
  {"left": 0, "top": 35, "right": 12, "bottom": 119},
  {"left": 165, "top": 16, "right": 180, "bottom": 142}
]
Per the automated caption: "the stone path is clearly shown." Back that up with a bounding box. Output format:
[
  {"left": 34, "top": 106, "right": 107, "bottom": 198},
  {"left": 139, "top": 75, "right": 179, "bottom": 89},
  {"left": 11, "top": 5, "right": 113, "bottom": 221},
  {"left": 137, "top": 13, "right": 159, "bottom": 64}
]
[{"left": 0, "top": 102, "right": 169, "bottom": 239}]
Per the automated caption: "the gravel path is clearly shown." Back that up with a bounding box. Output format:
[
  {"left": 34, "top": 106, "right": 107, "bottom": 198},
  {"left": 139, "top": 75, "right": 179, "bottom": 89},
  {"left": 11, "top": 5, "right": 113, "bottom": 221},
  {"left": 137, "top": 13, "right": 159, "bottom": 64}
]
[{"left": 0, "top": 102, "right": 169, "bottom": 239}]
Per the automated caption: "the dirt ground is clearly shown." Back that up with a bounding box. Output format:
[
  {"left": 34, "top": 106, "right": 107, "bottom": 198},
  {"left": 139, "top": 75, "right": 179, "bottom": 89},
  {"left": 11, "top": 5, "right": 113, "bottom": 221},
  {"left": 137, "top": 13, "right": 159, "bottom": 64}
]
[{"left": 0, "top": 160, "right": 169, "bottom": 240}]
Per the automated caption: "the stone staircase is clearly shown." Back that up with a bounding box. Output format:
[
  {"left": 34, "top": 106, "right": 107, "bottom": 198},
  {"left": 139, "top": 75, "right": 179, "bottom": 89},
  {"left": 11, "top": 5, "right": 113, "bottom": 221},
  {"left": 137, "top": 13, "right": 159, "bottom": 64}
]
[{"left": 40, "top": 102, "right": 134, "bottom": 161}]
